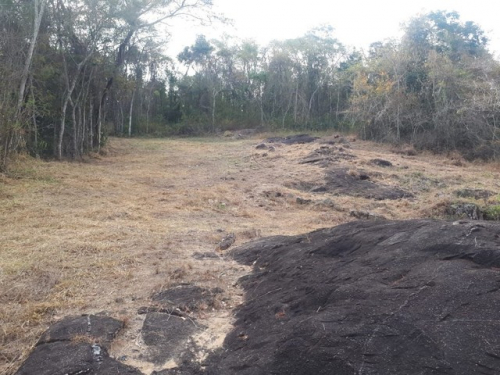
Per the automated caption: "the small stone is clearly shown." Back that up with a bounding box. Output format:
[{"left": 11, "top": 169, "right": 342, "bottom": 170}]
[
  {"left": 371, "top": 159, "right": 393, "bottom": 167},
  {"left": 296, "top": 197, "right": 312, "bottom": 205},
  {"left": 217, "top": 233, "right": 236, "bottom": 251}
]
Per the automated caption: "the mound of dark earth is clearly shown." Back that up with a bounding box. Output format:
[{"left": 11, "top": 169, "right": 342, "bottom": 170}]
[
  {"left": 293, "top": 168, "right": 412, "bottom": 200},
  {"left": 300, "top": 146, "right": 356, "bottom": 166},
  {"left": 455, "top": 188, "right": 496, "bottom": 200},
  {"left": 370, "top": 158, "right": 393, "bottom": 167},
  {"left": 199, "top": 219, "right": 500, "bottom": 375},
  {"left": 265, "top": 134, "right": 319, "bottom": 145}
]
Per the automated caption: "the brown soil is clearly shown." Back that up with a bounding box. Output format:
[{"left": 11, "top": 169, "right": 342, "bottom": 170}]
[{"left": 1, "top": 135, "right": 500, "bottom": 374}]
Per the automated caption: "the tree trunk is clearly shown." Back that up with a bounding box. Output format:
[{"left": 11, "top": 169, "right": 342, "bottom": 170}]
[
  {"left": 260, "top": 96, "right": 264, "bottom": 127},
  {"left": 146, "top": 93, "right": 151, "bottom": 134},
  {"left": 336, "top": 87, "right": 341, "bottom": 123},
  {"left": 17, "top": 0, "right": 46, "bottom": 115},
  {"left": 70, "top": 98, "right": 78, "bottom": 159},
  {"left": 212, "top": 88, "right": 220, "bottom": 132},
  {"left": 57, "top": 99, "right": 69, "bottom": 160},
  {"left": 30, "top": 76, "right": 39, "bottom": 158},
  {"left": 306, "top": 86, "right": 320, "bottom": 126},
  {"left": 96, "top": 29, "right": 135, "bottom": 145},
  {"left": 128, "top": 89, "right": 135, "bottom": 137},
  {"left": 81, "top": 105, "right": 85, "bottom": 156},
  {"left": 57, "top": 36, "right": 94, "bottom": 159},
  {"left": 89, "top": 103, "right": 94, "bottom": 150},
  {"left": 97, "top": 101, "right": 102, "bottom": 152},
  {"left": 294, "top": 84, "right": 299, "bottom": 124}
]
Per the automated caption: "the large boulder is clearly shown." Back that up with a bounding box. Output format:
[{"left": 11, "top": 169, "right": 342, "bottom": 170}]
[{"left": 205, "top": 219, "right": 500, "bottom": 374}]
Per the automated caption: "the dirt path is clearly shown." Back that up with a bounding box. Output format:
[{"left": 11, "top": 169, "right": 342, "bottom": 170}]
[{"left": 1, "top": 136, "right": 499, "bottom": 374}]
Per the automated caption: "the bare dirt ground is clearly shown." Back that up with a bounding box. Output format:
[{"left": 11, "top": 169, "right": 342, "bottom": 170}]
[{"left": 1, "top": 135, "right": 500, "bottom": 374}]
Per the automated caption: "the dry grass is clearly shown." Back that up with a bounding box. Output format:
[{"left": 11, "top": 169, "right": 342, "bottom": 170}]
[{"left": 1, "top": 135, "right": 500, "bottom": 374}]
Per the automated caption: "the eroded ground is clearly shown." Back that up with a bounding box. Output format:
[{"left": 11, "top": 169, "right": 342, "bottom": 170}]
[{"left": 1, "top": 135, "right": 500, "bottom": 374}]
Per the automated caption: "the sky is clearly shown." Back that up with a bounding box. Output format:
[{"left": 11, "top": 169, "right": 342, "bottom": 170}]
[{"left": 165, "top": 0, "right": 500, "bottom": 58}]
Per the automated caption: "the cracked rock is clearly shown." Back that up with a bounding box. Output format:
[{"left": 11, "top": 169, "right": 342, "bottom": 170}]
[{"left": 199, "top": 219, "right": 500, "bottom": 375}]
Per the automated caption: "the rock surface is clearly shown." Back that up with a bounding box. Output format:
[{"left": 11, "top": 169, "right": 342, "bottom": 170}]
[
  {"left": 15, "top": 315, "right": 141, "bottom": 375},
  {"left": 16, "top": 219, "right": 500, "bottom": 375},
  {"left": 204, "top": 219, "right": 500, "bottom": 374},
  {"left": 142, "top": 312, "right": 202, "bottom": 365},
  {"left": 37, "top": 315, "right": 123, "bottom": 348}
]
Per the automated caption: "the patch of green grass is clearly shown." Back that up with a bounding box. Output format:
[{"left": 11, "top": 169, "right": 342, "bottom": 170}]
[
  {"left": 8, "top": 166, "right": 58, "bottom": 183},
  {"left": 136, "top": 142, "right": 164, "bottom": 151},
  {"left": 483, "top": 205, "right": 500, "bottom": 220}
]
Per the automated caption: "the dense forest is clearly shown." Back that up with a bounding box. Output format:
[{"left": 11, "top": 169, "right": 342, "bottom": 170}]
[{"left": 1, "top": 0, "right": 500, "bottom": 170}]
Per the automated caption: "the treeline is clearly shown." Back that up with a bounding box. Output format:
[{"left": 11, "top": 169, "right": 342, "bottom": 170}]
[
  {"left": 351, "top": 12, "right": 500, "bottom": 160},
  {"left": 0, "top": 0, "right": 215, "bottom": 170},
  {"left": 172, "top": 13, "right": 500, "bottom": 160},
  {"left": 1, "top": 6, "right": 500, "bottom": 169},
  {"left": 169, "top": 28, "right": 358, "bottom": 134}
]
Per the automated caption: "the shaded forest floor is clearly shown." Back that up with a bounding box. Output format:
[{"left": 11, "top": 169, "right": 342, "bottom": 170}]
[{"left": 1, "top": 135, "right": 500, "bottom": 374}]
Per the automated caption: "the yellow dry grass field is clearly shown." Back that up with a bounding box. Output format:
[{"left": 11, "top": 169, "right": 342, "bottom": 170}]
[{"left": 1, "top": 135, "right": 500, "bottom": 374}]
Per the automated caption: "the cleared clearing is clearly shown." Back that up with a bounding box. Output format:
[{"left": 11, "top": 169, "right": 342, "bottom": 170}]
[{"left": 1, "top": 135, "right": 500, "bottom": 374}]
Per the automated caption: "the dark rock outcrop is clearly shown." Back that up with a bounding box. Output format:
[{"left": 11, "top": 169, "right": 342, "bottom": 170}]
[
  {"left": 142, "top": 312, "right": 202, "bottom": 365},
  {"left": 204, "top": 219, "right": 500, "bottom": 375},
  {"left": 151, "top": 284, "right": 222, "bottom": 314},
  {"left": 17, "top": 220, "right": 500, "bottom": 375},
  {"left": 15, "top": 315, "right": 141, "bottom": 375},
  {"left": 37, "top": 315, "right": 123, "bottom": 348},
  {"left": 140, "top": 284, "right": 225, "bottom": 364}
]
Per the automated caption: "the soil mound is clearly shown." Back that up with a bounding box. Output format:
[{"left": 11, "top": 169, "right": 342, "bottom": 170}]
[
  {"left": 324, "top": 168, "right": 412, "bottom": 200},
  {"left": 293, "top": 168, "right": 412, "bottom": 200},
  {"left": 205, "top": 219, "right": 500, "bottom": 375},
  {"left": 370, "top": 158, "right": 393, "bottom": 167},
  {"left": 455, "top": 188, "right": 496, "bottom": 200},
  {"left": 265, "top": 134, "right": 319, "bottom": 145},
  {"left": 300, "top": 146, "right": 356, "bottom": 166}
]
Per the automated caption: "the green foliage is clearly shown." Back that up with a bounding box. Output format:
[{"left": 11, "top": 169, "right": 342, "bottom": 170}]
[
  {"left": 349, "top": 11, "right": 500, "bottom": 159},
  {"left": 483, "top": 205, "right": 500, "bottom": 221}
]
